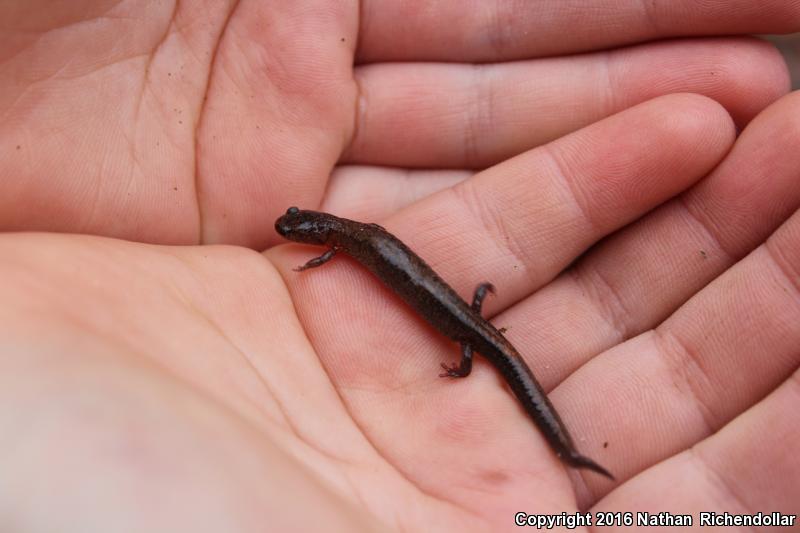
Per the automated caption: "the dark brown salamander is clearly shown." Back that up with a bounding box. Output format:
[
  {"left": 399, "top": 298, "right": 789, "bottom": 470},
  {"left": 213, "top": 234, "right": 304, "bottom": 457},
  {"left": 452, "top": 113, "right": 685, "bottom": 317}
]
[{"left": 275, "top": 207, "right": 613, "bottom": 479}]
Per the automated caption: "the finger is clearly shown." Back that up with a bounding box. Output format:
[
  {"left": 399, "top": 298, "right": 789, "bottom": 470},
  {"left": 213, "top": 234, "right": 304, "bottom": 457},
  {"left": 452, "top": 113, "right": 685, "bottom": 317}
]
[
  {"left": 358, "top": 0, "right": 800, "bottom": 62},
  {"left": 497, "top": 90, "right": 800, "bottom": 390},
  {"left": 320, "top": 165, "right": 471, "bottom": 222},
  {"left": 373, "top": 93, "right": 733, "bottom": 314},
  {"left": 554, "top": 206, "right": 800, "bottom": 498},
  {"left": 594, "top": 369, "right": 800, "bottom": 520},
  {"left": 346, "top": 38, "right": 785, "bottom": 169}
]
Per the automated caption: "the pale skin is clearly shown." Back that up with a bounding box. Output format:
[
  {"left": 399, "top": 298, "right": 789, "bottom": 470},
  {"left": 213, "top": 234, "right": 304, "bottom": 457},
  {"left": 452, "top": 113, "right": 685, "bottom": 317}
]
[{"left": 1, "top": 2, "right": 800, "bottom": 532}]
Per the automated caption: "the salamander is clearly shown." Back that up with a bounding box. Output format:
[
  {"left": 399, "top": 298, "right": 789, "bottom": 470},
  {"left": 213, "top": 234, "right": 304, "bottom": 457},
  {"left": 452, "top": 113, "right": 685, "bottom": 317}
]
[{"left": 275, "top": 206, "right": 613, "bottom": 479}]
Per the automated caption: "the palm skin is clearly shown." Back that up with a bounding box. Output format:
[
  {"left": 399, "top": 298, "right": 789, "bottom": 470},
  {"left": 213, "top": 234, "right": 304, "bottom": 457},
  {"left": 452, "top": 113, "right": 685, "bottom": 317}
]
[{"left": 1, "top": 2, "right": 800, "bottom": 532}]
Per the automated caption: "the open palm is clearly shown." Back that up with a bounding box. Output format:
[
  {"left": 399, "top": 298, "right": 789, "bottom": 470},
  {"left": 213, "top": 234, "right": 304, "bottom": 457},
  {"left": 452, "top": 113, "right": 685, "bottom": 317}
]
[{"left": 1, "top": 2, "right": 799, "bottom": 532}]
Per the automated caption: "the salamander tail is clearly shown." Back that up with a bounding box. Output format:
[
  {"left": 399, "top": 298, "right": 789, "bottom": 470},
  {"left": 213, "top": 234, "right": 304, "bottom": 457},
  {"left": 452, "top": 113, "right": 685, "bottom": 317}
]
[{"left": 565, "top": 452, "right": 615, "bottom": 480}]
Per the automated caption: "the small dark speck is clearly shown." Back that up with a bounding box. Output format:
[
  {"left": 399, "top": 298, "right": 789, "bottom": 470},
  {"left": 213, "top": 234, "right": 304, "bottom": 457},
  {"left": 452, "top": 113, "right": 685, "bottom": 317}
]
[
  {"left": 173, "top": 186, "right": 178, "bottom": 191},
  {"left": 603, "top": 441, "right": 609, "bottom": 448},
  {"left": 178, "top": 120, "right": 183, "bottom": 124},
  {"left": 16, "top": 145, "right": 21, "bottom": 150},
  {"left": 700, "top": 250, "right": 707, "bottom": 259},
  {"left": 167, "top": 72, "right": 171, "bottom": 77},
  {"left": 256, "top": 125, "right": 260, "bottom": 129},
  {"left": 340, "top": 37, "right": 345, "bottom": 42}
]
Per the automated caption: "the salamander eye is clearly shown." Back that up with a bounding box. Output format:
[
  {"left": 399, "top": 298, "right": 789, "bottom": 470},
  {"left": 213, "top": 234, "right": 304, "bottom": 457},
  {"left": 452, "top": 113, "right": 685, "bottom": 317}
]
[{"left": 287, "top": 206, "right": 299, "bottom": 215}]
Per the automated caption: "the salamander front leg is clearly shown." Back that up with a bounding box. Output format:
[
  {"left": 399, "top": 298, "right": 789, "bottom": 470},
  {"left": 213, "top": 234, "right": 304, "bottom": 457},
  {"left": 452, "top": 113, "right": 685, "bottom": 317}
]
[
  {"left": 439, "top": 343, "right": 473, "bottom": 378},
  {"left": 293, "top": 247, "right": 339, "bottom": 272}
]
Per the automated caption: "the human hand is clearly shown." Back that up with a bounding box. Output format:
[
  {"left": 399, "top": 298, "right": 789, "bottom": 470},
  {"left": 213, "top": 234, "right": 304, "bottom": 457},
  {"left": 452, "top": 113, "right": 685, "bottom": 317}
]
[
  {"left": 1, "top": 1, "right": 798, "bottom": 247},
  {"left": 2, "top": 92, "right": 799, "bottom": 531}
]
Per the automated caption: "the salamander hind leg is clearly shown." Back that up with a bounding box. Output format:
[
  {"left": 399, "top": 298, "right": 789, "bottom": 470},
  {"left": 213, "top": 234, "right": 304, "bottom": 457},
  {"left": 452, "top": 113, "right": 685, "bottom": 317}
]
[
  {"left": 294, "top": 247, "right": 338, "bottom": 271},
  {"left": 471, "top": 282, "right": 496, "bottom": 314},
  {"left": 439, "top": 343, "right": 474, "bottom": 378}
]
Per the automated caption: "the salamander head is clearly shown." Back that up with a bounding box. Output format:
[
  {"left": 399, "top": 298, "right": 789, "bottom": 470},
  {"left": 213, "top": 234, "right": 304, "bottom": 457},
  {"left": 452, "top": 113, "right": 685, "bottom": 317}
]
[{"left": 275, "top": 206, "right": 334, "bottom": 245}]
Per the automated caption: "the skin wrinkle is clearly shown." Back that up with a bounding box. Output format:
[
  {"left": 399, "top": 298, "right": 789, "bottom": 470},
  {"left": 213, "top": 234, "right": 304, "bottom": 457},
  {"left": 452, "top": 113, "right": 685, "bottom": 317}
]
[
  {"left": 790, "top": 369, "right": 800, "bottom": 405},
  {"left": 177, "top": 292, "right": 297, "bottom": 431},
  {"left": 449, "top": 183, "right": 529, "bottom": 294},
  {"left": 354, "top": 0, "right": 365, "bottom": 64},
  {"left": 153, "top": 246, "right": 303, "bottom": 431},
  {"left": 195, "top": 0, "right": 241, "bottom": 244},
  {"left": 570, "top": 261, "right": 632, "bottom": 343},
  {"left": 463, "top": 64, "right": 494, "bottom": 168},
  {"left": 0, "top": 83, "right": 31, "bottom": 123},
  {"left": 541, "top": 142, "right": 600, "bottom": 237},
  {"left": 10, "top": 51, "right": 150, "bottom": 89},
  {"left": 486, "top": 0, "right": 520, "bottom": 59},
  {"left": 21, "top": 1, "right": 122, "bottom": 34},
  {"left": 121, "top": 77, "right": 149, "bottom": 215},
  {"left": 567, "top": 465, "right": 593, "bottom": 516},
  {"left": 653, "top": 328, "right": 717, "bottom": 436},
  {"left": 765, "top": 237, "right": 800, "bottom": 299},
  {"left": 690, "top": 449, "right": 759, "bottom": 533},
  {"left": 0, "top": 52, "right": 77, "bottom": 124},
  {"left": 8, "top": 12, "right": 163, "bottom": 87},
  {"left": 340, "top": 66, "right": 365, "bottom": 164},
  {"left": 343, "top": 60, "right": 382, "bottom": 166},
  {"left": 134, "top": 1, "right": 176, "bottom": 123},
  {"left": 397, "top": 168, "right": 416, "bottom": 210},
  {"left": 677, "top": 189, "right": 737, "bottom": 264},
  {"left": 345, "top": 0, "right": 363, "bottom": 156},
  {"left": 79, "top": 149, "right": 109, "bottom": 235},
  {"left": 324, "top": 73, "right": 364, "bottom": 207},
  {"left": 599, "top": 50, "right": 618, "bottom": 118},
  {"left": 638, "top": 0, "right": 663, "bottom": 35}
]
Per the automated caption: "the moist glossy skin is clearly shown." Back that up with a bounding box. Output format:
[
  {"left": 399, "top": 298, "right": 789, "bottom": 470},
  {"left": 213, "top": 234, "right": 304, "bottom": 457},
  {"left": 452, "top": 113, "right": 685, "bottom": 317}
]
[{"left": 275, "top": 207, "right": 613, "bottom": 479}]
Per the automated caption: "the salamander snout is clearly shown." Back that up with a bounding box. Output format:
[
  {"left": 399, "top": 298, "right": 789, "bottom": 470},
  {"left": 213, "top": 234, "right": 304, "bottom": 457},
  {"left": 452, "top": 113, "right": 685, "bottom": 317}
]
[
  {"left": 275, "top": 207, "right": 298, "bottom": 237},
  {"left": 274, "top": 207, "right": 332, "bottom": 245}
]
